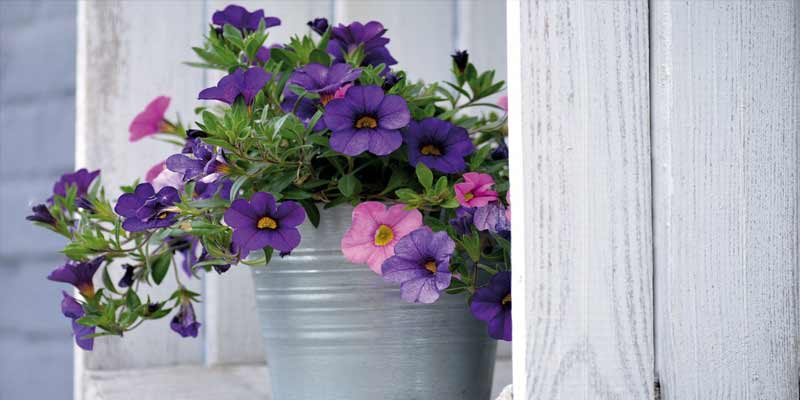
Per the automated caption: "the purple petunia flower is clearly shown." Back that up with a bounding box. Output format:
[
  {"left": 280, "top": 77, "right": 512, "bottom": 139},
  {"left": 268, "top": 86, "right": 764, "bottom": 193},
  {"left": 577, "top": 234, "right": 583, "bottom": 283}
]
[
  {"left": 118, "top": 264, "right": 135, "bottom": 288},
  {"left": 166, "top": 138, "right": 229, "bottom": 183},
  {"left": 164, "top": 235, "right": 200, "bottom": 277},
  {"left": 451, "top": 49, "right": 469, "bottom": 73},
  {"left": 470, "top": 271, "right": 512, "bottom": 341},
  {"left": 323, "top": 85, "right": 410, "bottom": 156},
  {"left": 282, "top": 63, "right": 361, "bottom": 130},
  {"left": 404, "top": 118, "right": 475, "bottom": 174},
  {"left": 327, "top": 21, "right": 397, "bottom": 68},
  {"left": 223, "top": 192, "right": 305, "bottom": 256},
  {"left": 198, "top": 247, "right": 232, "bottom": 274},
  {"left": 307, "top": 17, "right": 329, "bottom": 35},
  {"left": 61, "top": 292, "right": 95, "bottom": 350},
  {"left": 448, "top": 206, "right": 475, "bottom": 236},
  {"left": 170, "top": 301, "right": 201, "bottom": 338},
  {"left": 211, "top": 4, "right": 280, "bottom": 32},
  {"left": 381, "top": 228, "right": 455, "bottom": 304},
  {"left": 26, "top": 204, "right": 56, "bottom": 225},
  {"left": 491, "top": 139, "right": 508, "bottom": 160},
  {"left": 114, "top": 183, "right": 180, "bottom": 232},
  {"left": 49, "top": 168, "right": 100, "bottom": 204},
  {"left": 48, "top": 257, "right": 104, "bottom": 298},
  {"left": 198, "top": 67, "right": 271, "bottom": 105},
  {"left": 195, "top": 178, "right": 233, "bottom": 201},
  {"left": 473, "top": 201, "right": 510, "bottom": 234},
  {"left": 129, "top": 96, "right": 171, "bottom": 142}
]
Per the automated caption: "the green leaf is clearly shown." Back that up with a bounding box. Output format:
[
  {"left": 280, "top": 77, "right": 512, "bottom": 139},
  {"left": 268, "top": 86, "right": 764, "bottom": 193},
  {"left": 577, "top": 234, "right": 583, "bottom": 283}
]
[
  {"left": 222, "top": 24, "right": 245, "bottom": 50},
  {"left": 102, "top": 265, "right": 120, "bottom": 295},
  {"left": 309, "top": 48, "right": 332, "bottom": 66},
  {"left": 415, "top": 162, "right": 433, "bottom": 191},
  {"left": 338, "top": 174, "right": 359, "bottom": 198},
  {"left": 469, "top": 145, "right": 493, "bottom": 170},
  {"left": 150, "top": 252, "right": 172, "bottom": 285},
  {"left": 441, "top": 198, "right": 460, "bottom": 208},
  {"left": 263, "top": 247, "right": 274, "bottom": 266},
  {"left": 300, "top": 200, "right": 320, "bottom": 228},
  {"left": 434, "top": 176, "right": 449, "bottom": 195},
  {"left": 125, "top": 289, "right": 141, "bottom": 311}
]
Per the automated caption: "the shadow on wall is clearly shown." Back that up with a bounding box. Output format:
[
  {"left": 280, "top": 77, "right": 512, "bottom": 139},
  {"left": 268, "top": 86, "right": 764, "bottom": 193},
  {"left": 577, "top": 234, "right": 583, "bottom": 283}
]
[{"left": 0, "top": 1, "right": 76, "bottom": 399}]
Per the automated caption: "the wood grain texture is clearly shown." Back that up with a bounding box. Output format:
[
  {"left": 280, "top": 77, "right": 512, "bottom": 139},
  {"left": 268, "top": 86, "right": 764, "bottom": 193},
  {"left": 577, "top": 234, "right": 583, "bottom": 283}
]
[
  {"left": 75, "top": 0, "right": 206, "bottom": 380},
  {"left": 507, "top": 1, "right": 654, "bottom": 399},
  {"left": 651, "top": 2, "right": 800, "bottom": 399}
]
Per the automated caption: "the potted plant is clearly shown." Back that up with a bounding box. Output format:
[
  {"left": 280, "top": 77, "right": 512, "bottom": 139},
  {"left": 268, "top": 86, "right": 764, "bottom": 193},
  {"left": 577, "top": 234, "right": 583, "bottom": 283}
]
[{"left": 27, "top": 4, "right": 510, "bottom": 399}]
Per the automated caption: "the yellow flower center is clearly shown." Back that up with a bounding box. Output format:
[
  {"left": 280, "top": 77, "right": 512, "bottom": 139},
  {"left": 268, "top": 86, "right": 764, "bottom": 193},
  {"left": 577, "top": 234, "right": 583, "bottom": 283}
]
[
  {"left": 257, "top": 216, "right": 278, "bottom": 230},
  {"left": 320, "top": 92, "right": 334, "bottom": 106},
  {"left": 420, "top": 144, "right": 442, "bottom": 156},
  {"left": 464, "top": 192, "right": 475, "bottom": 201},
  {"left": 157, "top": 211, "right": 170, "bottom": 220},
  {"left": 424, "top": 261, "right": 437, "bottom": 274},
  {"left": 502, "top": 293, "right": 511, "bottom": 305},
  {"left": 355, "top": 116, "right": 378, "bottom": 129},
  {"left": 373, "top": 224, "right": 394, "bottom": 246},
  {"left": 216, "top": 163, "right": 231, "bottom": 174}
]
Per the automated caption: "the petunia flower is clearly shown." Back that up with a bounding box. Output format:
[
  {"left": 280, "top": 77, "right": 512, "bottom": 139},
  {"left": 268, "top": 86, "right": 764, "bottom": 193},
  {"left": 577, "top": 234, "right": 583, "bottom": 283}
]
[
  {"left": 48, "top": 257, "right": 104, "bottom": 298},
  {"left": 448, "top": 206, "right": 475, "bottom": 236},
  {"left": 404, "top": 118, "right": 475, "bottom": 174},
  {"left": 50, "top": 168, "right": 100, "bottom": 204},
  {"left": 323, "top": 85, "right": 410, "bottom": 156},
  {"left": 451, "top": 49, "right": 469, "bottom": 73},
  {"left": 211, "top": 4, "right": 280, "bottom": 32},
  {"left": 118, "top": 264, "right": 136, "bottom": 288},
  {"left": 505, "top": 190, "right": 511, "bottom": 221},
  {"left": 198, "top": 67, "right": 271, "bottom": 105},
  {"left": 341, "top": 201, "right": 423, "bottom": 274},
  {"left": 166, "top": 138, "right": 229, "bottom": 183},
  {"left": 307, "top": 17, "right": 329, "bottom": 35},
  {"left": 26, "top": 204, "right": 56, "bottom": 226},
  {"left": 194, "top": 178, "right": 233, "bottom": 201},
  {"left": 454, "top": 172, "right": 498, "bottom": 208},
  {"left": 198, "top": 247, "right": 231, "bottom": 274},
  {"left": 473, "top": 202, "right": 510, "bottom": 234},
  {"left": 470, "top": 271, "right": 512, "bottom": 341},
  {"left": 381, "top": 228, "right": 455, "bottom": 304},
  {"left": 129, "top": 96, "right": 172, "bottom": 142},
  {"left": 281, "top": 63, "right": 361, "bottom": 130},
  {"left": 114, "top": 183, "right": 180, "bottom": 232},
  {"left": 491, "top": 139, "right": 508, "bottom": 160},
  {"left": 497, "top": 95, "right": 508, "bottom": 112},
  {"left": 165, "top": 235, "right": 200, "bottom": 277},
  {"left": 150, "top": 164, "right": 184, "bottom": 192},
  {"left": 61, "top": 292, "right": 95, "bottom": 350},
  {"left": 170, "top": 300, "right": 201, "bottom": 338},
  {"left": 327, "top": 21, "right": 397, "bottom": 68},
  {"left": 223, "top": 192, "right": 305, "bottom": 256}
]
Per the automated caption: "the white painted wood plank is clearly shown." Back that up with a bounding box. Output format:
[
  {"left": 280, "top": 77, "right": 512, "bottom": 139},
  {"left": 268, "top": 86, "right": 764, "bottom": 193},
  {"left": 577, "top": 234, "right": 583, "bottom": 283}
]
[
  {"left": 507, "top": 1, "right": 654, "bottom": 399},
  {"left": 75, "top": 0, "right": 206, "bottom": 380},
  {"left": 201, "top": 0, "right": 334, "bottom": 366},
  {"left": 334, "top": 0, "right": 456, "bottom": 84},
  {"left": 651, "top": 1, "right": 800, "bottom": 399}
]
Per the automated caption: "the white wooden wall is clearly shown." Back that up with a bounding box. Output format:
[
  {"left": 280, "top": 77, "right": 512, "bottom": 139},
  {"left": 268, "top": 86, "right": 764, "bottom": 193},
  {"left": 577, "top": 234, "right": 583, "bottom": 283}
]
[{"left": 509, "top": 0, "right": 799, "bottom": 399}]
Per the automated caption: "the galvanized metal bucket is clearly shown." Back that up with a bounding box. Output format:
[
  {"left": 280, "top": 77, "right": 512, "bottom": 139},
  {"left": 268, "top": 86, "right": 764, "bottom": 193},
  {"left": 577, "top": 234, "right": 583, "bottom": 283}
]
[{"left": 252, "top": 205, "right": 497, "bottom": 400}]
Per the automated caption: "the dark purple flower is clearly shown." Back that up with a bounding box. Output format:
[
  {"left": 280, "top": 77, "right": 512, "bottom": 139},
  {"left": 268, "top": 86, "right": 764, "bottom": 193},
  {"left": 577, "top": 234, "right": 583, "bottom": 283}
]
[
  {"left": 61, "top": 292, "right": 95, "bottom": 350},
  {"left": 448, "top": 206, "right": 475, "bottom": 236},
  {"left": 491, "top": 140, "right": 508, "bottom": 160},
  {"left": 382, "top": 70, "right": 400, "bottom": 91},
  {"left": 327, "top": 21, "right": 397, "bottom": 68},
  {"left": 50, "top": 168, "right": 100, "bottom": 204},
  {"left": 118, "top": 264, "right": 135, "bottom": 288},
  {"left": 198, "top": 247, "right": 231, "bottom": 274},
  {"left": 404, "top": 118, "right": 475, "bottom": 174},
  {"left": 282, "top": 63, "right": 361, "bottom": 130},
  {"left": 166, "top": 138, "right": 229, "bottom": 183},
  {"left": 224, "top": 192, "right": 305, "bottom": 256},
  {"left": 186, "top": 129, "right": 209, "bottom": 139},
  {"left": 48, "top": 257, "right": 104, "bottom": 298},
  {"left": 26, "top": 204, "right": 56, "bottom": 225},
  {"left": 452, "top": 50, "right": 469, "bottom": 73},
  {"left": 471, "top": 271, "right": 511, "bottom": 341},
  {"left": 195, "top": 178, "right": 233, "bottom": 200},
  {"left": 198, "top": 67, "right": 271, "bottom": 105},
  {"left": 255, "top": 46, "right": 271, "bottom": 64},
  {"left": 75, "top": 197, "right": 95, "bottom": 212},
  {"left": 165, "top": 235, "right": 200, "bottom": 277},
  {"left": 170, "top": 301, "right": 201, "bottom": 338},
  {"left": 307, "top": 17, "right": 329, "bottom": 35},
  {"left": 323, "top": 85, "right": 410, "bottom": 156},
  {"left": 211, "top": 4, "right": 280, "bottom": 32},
  {"left": 114, "top": 183, "right": 180, "bottom": 232},
  {"left": 474, "top": 201, "right": 510, "bottom": 234},
  {"left": 381, "top": 228, "right": 454, "bottom": 304}
]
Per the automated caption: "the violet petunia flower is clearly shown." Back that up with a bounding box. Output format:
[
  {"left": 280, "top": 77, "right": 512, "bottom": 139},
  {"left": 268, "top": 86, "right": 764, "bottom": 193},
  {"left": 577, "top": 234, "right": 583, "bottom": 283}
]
[
  {"left": 118, "top": 264, "right": 135, "bottom": 288},
  {"left": 282, "top": 63, "right": 361, "bottom": 130},
  {"left": 451, "top": 50, "right": 469, "bottom": 73},
  {"left": 327, "top": 21, "right": 397, "bottom": 68},
  {"left": 473, "top": 202, "right": 510, "bottom": 234},
  {"left": 170, "top": 301, "right": 201, "bottom": 338},
  {"left": 48, "top": 257, "right": 104, "bottom": 298},
  {"left": 26, "top": 204, "right": 56, "bottom": 225},
  {"left": 448, "top": 206, "right": 475, "bottom": 236},
  {"left": 165, "top": 235, "right": 200, "bottom": 277},
  {"left": 454, "top": 172, "right": 498, "bottom": 208},
  {"left": 114, "top": 183, "right": 180, "bottom": 232},
  {"left": 129, "top": 96, "right": 171, "bottom": 142},
  {"left": 404, "top": 118, "right": 475, "bottom": 174},
  {"left": 195, "top": 178, "right": 233, "bottom": 201},
  {"left": 381, "top": 228, "right": 455, "bottom": 304},
  {"left": 223, "top": 192, "right": 305, "bottom": 256},
  {"left": 211, "top": 4, "right": 280, "bottom": 32},
  {"left": 491, "top": 139, "right": 508, "bottom": 160},
  {"left": 307, "top": 17, "right": 329, "bottom": 35},
  {"left": 323, "top": 85, "right": 410, "bottom": 156},
  {"left": 470, "top": 271, "right": 512, "bottom": 341},
  {"left": 50, "top": 168, "right": 100, "bottom": 204},
  {"left": 198, "top": 67, "right": 271, "bottom": 105},
  {"left": 61, "top": 292, "right": 95, "bottom": 350},
  {"left": 166, "top": 138, "right": 229, "bottom": 183}
]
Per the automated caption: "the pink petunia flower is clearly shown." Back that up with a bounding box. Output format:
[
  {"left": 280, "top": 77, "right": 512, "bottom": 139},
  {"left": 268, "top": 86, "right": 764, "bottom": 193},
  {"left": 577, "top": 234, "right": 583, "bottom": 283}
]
[
  {"left": 129, "top": 96, "right": 171, "bottom": 142},
  {"left": 497, "top": 95, "right": 508, "bottom": 112},
  {"left": 454, "top": 172, "right": 498, "bottom": 208},
  {"left": 145, "top": 161, "right": 166, "bottom": 182},
  {"left": 505, "top": 189, "right": 511, "bottom": 221},
  {"left": 145, "top": 161, "right": 183, "bottom": 192},
  {"left": 341, "top": 202, "right": 423, "bottom": 274}
]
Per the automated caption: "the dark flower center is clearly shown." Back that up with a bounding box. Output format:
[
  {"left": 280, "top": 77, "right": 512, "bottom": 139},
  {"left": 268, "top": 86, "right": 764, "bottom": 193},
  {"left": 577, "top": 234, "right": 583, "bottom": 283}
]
[
  {"left": 257, "top": 216, "right": 278, "bottom": 230},
  {"left": 355, "top": 116, "right": 378, "bottom": 129},
  {"left": 420, "top": 144, "right": 442, "bottom": 156},
  {"left": 502, "top": 293, "right": 511, "bottom": 305},
  {"left": 424, "top": 260, "right": 437, "bottom": 274}
]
